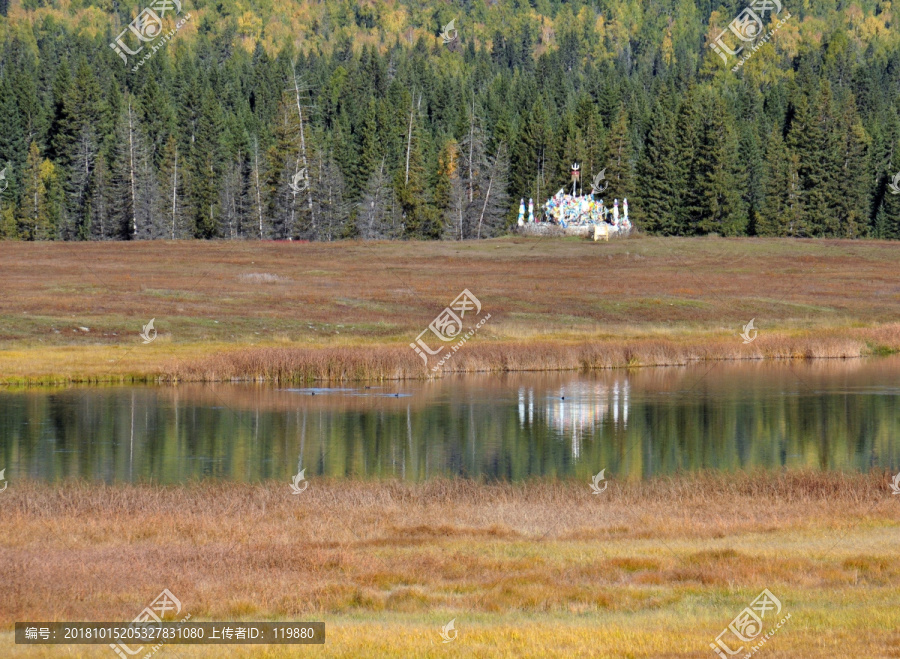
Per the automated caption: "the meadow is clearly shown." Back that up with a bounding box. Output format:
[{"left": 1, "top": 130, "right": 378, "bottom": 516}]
[
  {"left": 1, "top": 472, "right": 898, "bottom": 657},
  {"left": 1, "top": 236, "right": 899, "bottom": 384}
]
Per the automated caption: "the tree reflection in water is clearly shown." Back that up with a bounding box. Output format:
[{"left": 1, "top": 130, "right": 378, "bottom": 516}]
[{"left": 1, "top": 356, "right": 899, "bottom": 483}]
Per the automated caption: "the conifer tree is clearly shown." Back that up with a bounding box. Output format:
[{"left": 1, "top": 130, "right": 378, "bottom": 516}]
[
  {"left": 191, "top": 89, "right": 226, "bottom": 238},
  {"left": 511, "top": 98, "right": 556, "bottom": 210},
  {"left": 18, "top": 142, "right": 53, "bottom": 240},
  {"left": 265, "top": 93, "right": 304, "bottom": 239},
  {"left": 358, "top": 156, "right": 397, "bottom": 240},
  {"left": 314, "top": 152, "right": 350, "bottom": 241},
  {"left": 51, "top": 58, "right": 107, "bottom": 239},
  {"left": 158, "top": 136, "right": 186, "bottom": 239},
  {"left": 356, "top": 98, "right": 381, "bottom": 192},
  {"left": 0, "top": 76, "right": 25, "bottom": 182},
  {"left": 673, "top": 88, "right": 702, "bottom": 234},
  {"left": 110, "top": 101, "right": 158, "bottom": 240},
  {"left": 693, "top": 97, "right": 746, "bottom": 236},
  {"left": 758, "top": 125, "right": 803, "bottom": 236},
  {"left": 573, "top": 94, "right": 606, "bottom": 184},
  {"left": 434, "top": 139, "right": 458, "bottom": 228},
  {"left": 634, "top": 101, "right": 680, "bottom": 233},
  {"left": 739, "top": 122, "right": 765, "bottom": 236},
  {"left": 874, "top": 186, "right": 900, "bottom": 239},
  {"left": 602, "top": 104, "right": 634, "bottom": 205},
  {"left": 473, "top": 143, "right": 510, "bottom": 239},
  {"left": 830, "top": 96, "right": 870, "bottom": 238},
  {"left": 394, "top": 94, "right": 434, "bottom": 238},
  {"left": 89, "top": 152, "right": 112, "bottom": 240},
  {"left": 787, "top": 83, "right": 838, "bottom": 236}
]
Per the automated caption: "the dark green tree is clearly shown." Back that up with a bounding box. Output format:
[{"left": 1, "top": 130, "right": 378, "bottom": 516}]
[
  {"left": 634, "top": 101, "right": 680, "bottom": 233},
  {"left": 190, "top": 89, "right": 226, "bottom": 238}
]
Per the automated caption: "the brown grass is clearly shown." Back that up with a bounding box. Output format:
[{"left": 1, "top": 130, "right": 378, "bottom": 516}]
[
  {"left": 165, "top": 326, "right": 899, "bottom": 381},
  {"left": 1, "top": 236, "right": 899, "bottom": 382},
  {"left": 3, "top": 471, "right": 899, "bottom": 656},
  {"left": 1, "top": 470, "right": 897, "bottom": 625}
]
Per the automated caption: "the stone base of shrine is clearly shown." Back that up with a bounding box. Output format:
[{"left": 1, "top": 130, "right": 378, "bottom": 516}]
[{"left": 518, "top": 223, "right": 618, "bottom": 238}]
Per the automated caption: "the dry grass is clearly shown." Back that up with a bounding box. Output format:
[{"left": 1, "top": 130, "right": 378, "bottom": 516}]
[
  {"left": 1, "top": 236, "right": 899, "bottom": 382},
  {"left": 165, "top": 326, "right": 899, "bottom": 382},
  {"left": 1, "top": 472, "right": 899, "bottom": 656}
]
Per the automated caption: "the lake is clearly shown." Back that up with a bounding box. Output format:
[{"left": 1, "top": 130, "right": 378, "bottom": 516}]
[{"left": 2, "top": 356, "right": 899, "bottom": 483}]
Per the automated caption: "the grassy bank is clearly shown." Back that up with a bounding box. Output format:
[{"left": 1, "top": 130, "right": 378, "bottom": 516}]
[
  {"left": 1, "top": 471, "right": 898, "bottom": 657},
  {"left": 1, "top": 236, "right": 899, "bottom": 383}
]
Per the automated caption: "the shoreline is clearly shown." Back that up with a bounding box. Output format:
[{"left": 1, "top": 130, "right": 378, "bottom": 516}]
[{"left": 1, "top": 325, "right": 897, "bottom": 385}]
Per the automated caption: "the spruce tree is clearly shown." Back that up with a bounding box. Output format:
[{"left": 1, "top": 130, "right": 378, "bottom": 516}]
[
  {"left": 874, "top": 116, "right": 900, "bottom": 238},
  {"left": 473, "top": 143, "right": 510, "bottom": 239},
  {"left": 673, "top": 88, "right": 702, "bottom": 234},
  {"left": 191, "top": 89, "right": 226, "bottom": 238},
  {"left": 110, "top": 101, "right": 157, "bottom": 240},
  {"left": 602, "top": 104, "right": 634, "bottom": 203},
  {"left": 51, "top": 58, "right": 107, "bottom": 239},
  {"left": 874, "top": 187, "right": 900, "bottom": 239},
  {"left": 511, "top": 98, "right": 556, "bottom": 210},
  {"left": 573, "top": 94, "right": 606, "bottom": 184},
  {"left": 634, "top": 101, "right": 680, "bottom": 234},
  {"left": 314, "top": 152, "right": 350, "bottom": 241},
  {"left": 787, "top": 83, "right": 839, "bottom": 236},
  {"left": 0, "top": 76, "right": 25, "bottom": 185},
  {"left": 264, "top": 93, "right": 304, "bottom": 239},
  {"left": 89, "top": 152, "right": 112, "bottom": 240},
  {"left": 355, "top": 98, "right": 380, "bottom": 199},
  {"left": 394, "top": 94, "right": 434, "bottom": 238},
  {"left": 830, "top": 96, "right": 870, "bottom": 238},
  {"left": 358, "top": 156, "right": 397, "bottom": 240},
  {"left": 158, "top": 136, "right": 186, "bottom": 239},
  {"left": 693, "top": 99, "right": 746, "bottom": 236},
  {"left": 759, "top": 125, "right": 803, "bottom": 236}
]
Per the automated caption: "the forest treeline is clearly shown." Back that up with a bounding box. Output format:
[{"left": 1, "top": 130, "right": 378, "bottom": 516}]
[{"left": 0, "top": 0, "right": 899, "bottom": 241}]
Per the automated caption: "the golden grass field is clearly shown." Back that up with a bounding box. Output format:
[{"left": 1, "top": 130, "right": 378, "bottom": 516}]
[
  {"left": 2, "top": 472, "right": 899, "bottom": 657},
  {"left": 1, "top": 236, "right": 899, "bottom": 383}
]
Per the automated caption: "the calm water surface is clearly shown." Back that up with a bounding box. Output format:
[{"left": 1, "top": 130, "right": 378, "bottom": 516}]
[{"left": 1, "top": 356, "right": 899, "bottom": 483}]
